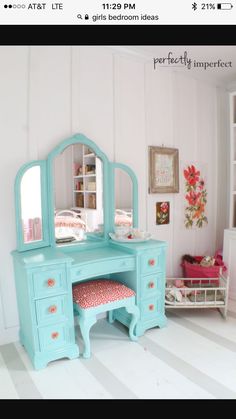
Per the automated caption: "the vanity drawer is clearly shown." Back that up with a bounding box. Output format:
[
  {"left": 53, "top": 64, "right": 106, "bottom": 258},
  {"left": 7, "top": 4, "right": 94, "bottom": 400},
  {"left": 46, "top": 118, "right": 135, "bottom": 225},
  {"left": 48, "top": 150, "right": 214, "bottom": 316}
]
[
  {"left": 141, "top": 275, "right": 159, "bottom": 298},
  {"left": 38, "top": 323, "right": 70, "bottom": 352},
  {"left": 71, "top": 257, "right": 135, "bottom": 282},
  {"left": 140, "top": 297, "right": 160, "bottom": 320},
  {"left": 31, "top": 265, "right": 67, "bottom": 298},
  {"left": 35, "top": 295, "right": 68, "bottom": 326},
  {"left": 140, "top": 250, "right": 163, "bottom": 275}
]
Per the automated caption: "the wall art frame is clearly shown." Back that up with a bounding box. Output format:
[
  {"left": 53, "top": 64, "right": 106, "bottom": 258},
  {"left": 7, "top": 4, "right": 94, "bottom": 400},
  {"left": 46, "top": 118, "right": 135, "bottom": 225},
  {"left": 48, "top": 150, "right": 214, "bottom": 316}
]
[{"left": 149, "top": 146, "right": 179, "bottom": 193}]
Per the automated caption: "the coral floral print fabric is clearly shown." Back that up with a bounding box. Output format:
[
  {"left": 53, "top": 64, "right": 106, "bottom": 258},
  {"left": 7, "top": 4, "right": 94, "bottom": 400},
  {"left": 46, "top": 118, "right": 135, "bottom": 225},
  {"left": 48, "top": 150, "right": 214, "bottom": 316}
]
[
  {"left": 73, "top": 279, "right": 135, "bottom": 309},
  {"left": 183, "top": 164, "right": 208, "bottom": 228}
]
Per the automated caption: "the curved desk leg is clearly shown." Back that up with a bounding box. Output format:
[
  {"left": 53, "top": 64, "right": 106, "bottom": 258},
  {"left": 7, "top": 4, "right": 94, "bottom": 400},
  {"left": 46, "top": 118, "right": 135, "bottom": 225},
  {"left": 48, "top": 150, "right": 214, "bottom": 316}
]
[
  {"left": 79, "top": 316, "right": 97, "bottom": 359},
  {"left": 125, "top": 305, "right": 140, "bottom": 342}
]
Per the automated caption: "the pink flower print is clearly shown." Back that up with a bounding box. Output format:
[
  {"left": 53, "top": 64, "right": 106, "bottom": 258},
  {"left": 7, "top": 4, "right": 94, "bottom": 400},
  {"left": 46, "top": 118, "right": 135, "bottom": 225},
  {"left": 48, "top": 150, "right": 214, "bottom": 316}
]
[
  {"left": 184, "top": 165, "right": 200, "bottom": 186},
  {"left": 185, "top": 191, "right": 201, "bottom": 206},
  {"left": 160, "top": 202, "right": 169, "bottom": 213}
]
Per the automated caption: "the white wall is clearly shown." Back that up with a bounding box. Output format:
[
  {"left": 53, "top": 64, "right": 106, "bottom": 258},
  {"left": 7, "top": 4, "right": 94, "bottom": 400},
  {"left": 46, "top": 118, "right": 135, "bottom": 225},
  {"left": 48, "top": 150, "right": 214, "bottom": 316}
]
[{"left": 0, "top": 46, "right": 227, "bottom": 343}]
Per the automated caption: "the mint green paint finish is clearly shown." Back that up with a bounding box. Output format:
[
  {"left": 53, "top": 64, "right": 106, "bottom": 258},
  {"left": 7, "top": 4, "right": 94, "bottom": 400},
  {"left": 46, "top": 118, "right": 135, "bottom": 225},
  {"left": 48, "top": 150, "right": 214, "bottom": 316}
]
[
  {"left": 35, "top": 294, "right": 69, "bottom": 326},
  {"left": 47, "top": 133, "right": 111, "bottom": 246},
  {"left": 12, "top": 240, "right": 167, "bottom": 368},
  {"left": 109, "top": 240, "right": 168, "bottom": 337},
  {"left": 74, "top": 295, "right": 139, "bottom": 358},
  {"left": 11, "top": 247, "right": 74, "bottom": 268},
  {"left": 31, "top": 264, "right": 68, "bottom": 299},
  {"left": 70, "top": 257, "right": 135, "bottom": 283},
  {"left": 13, "top": 256, "right": 79, "bottom": 370},
  {"left": 14, "top": 160, "right": 49, "bottom": 252},
  {"left": 14, "top": 133, "right": 139, "bottom": 250},
  {"left": 12, "top": 133, "right": 167, "bottom": 369}
]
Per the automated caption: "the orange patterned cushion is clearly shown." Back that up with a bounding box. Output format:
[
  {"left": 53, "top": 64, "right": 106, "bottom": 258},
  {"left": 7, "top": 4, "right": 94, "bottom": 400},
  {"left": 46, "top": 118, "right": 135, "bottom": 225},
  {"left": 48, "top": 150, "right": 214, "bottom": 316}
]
[{"left": 73, "top": 279, "right": 135, "bottom": 309}]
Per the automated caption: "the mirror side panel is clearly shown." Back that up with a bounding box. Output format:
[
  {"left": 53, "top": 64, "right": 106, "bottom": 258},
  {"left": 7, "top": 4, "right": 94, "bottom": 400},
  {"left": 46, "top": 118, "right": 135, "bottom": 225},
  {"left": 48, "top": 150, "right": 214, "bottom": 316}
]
[
  {"left": 111, "top": 163, "right": 138, "bottom": 232},
  {"left": 14, "top": 160, "right": 49, "bottom": 251},
  {"left": 114, "top": 168, "right": 133, "bottom": 229}
]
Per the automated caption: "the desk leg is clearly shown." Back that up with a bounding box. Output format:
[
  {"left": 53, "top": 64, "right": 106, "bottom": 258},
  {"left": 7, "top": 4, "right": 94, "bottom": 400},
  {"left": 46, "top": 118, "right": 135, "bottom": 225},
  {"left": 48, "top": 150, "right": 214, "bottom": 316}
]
[
  {"left": 80, "top": 316, "right": 97, "bottom": 359},
  {"left": 125, "top": 305, "right": 139, "bottom": 341}
]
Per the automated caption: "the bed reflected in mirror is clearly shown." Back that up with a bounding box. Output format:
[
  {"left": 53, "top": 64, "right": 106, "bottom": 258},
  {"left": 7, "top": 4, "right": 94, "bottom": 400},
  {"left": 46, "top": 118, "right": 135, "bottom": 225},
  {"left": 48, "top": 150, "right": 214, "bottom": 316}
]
[
  {"left": 20, "top": 165, "right": 43, "bottom": 244},
  {"left": 114, "top": 168, "right": 133, "bottom": 229},
  {"left": 53, "top": 143, "right": 104, "bottom": 244}
]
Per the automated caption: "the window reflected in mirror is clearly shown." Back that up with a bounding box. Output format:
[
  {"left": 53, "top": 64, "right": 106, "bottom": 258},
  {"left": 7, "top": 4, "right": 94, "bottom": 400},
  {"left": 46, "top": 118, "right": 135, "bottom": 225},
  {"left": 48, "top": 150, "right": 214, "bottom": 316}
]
[
  {"left": 114, "top": 168, "right": 133, "bottom": 228},
  {"left": 21, "top": 166, "right": 43, "bottom": 243},
  {"left": 53, "top": 143, "right": 103, "bottom": 244}
]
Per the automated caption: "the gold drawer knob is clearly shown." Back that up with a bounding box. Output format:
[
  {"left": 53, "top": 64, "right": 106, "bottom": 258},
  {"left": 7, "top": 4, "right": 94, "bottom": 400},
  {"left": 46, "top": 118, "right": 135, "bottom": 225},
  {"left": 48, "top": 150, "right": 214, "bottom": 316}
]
[
  {"left": 148, "top": 259, "right": 155, "bottom": 266},
  {"left": 48, "top": 305, "right": 57, "bottom": 314},
  {"left": 149, "top": 304, "right": 154, "bottom": 311},
  {"left": 148, "top": 282, "right": 155, "bottom": 289},
  {"left": 47, "top": 278, "right": 56, "bottom": 287},
  {"left": 51, "top": 332, "right": 59, "bottom": 339}
]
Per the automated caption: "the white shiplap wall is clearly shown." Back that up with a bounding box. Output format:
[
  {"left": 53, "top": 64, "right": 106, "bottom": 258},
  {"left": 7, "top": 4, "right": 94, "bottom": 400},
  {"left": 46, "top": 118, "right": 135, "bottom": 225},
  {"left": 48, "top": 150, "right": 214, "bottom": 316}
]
[{"left": 0, "top": 46, "right": 227, "bottom": 344}]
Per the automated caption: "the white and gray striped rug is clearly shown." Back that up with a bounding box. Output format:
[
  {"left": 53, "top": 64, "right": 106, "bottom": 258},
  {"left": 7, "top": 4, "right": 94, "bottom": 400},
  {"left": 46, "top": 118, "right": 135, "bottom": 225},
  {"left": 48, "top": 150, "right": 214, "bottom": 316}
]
[{"left": 1, "top": 301, "right": 236, "bottom": 399}]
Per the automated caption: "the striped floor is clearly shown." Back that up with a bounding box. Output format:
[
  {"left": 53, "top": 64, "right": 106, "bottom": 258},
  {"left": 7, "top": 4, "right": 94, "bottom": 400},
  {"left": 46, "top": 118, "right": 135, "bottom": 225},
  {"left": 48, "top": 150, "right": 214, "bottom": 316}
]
[{"left": 1, "top": 300, "right": 236, "bottom": 399}]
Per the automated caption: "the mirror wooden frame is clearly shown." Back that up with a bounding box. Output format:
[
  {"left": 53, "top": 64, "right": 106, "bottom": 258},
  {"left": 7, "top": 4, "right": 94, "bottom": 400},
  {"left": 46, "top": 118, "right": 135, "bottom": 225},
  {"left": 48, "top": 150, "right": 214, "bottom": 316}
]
[
  {"left": 14, "top": 160, "right": 49, "bottom": 251},
  {"left": 14, "top": 133, "right": 139, "bottom": 252},
  {"left": 47, "top": 133, "right": 110, "bottom": 247}
]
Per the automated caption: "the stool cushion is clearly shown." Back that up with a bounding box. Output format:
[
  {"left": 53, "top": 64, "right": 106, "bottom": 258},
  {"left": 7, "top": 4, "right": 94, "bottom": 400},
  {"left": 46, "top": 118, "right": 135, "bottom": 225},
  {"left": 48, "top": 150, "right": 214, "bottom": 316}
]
[{"left": 73, "top": 279, "right": 135, "bottom": 309}]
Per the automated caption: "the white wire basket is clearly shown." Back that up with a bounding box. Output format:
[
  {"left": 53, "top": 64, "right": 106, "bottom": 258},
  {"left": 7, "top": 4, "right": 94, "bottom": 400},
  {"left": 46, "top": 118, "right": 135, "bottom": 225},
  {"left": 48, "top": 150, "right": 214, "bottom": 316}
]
[{"left": 165, "top": 275, "right": 229, "bottom": 318}]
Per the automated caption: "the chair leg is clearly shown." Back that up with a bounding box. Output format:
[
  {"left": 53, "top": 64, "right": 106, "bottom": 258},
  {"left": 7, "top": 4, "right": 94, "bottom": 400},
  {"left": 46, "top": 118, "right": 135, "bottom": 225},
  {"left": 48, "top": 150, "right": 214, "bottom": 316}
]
[
  {"left": 79, "top": 316, "right": 97, "bottom": 359},
  {"left": 125, "top": 305, "right": 140, "bottom": 341},
  {"left": 108, "top": 310, "right": 114, "bottom": 323}
]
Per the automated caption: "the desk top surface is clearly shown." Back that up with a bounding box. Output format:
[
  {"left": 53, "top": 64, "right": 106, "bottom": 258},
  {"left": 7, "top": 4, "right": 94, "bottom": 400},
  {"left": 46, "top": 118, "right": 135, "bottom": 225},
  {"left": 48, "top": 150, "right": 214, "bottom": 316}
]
[
  {"left": 12, "top": 239, "right": 166, "bottom": 268},
  {"left": 12, "top": 245, "right": 130, "bottom": 267}
]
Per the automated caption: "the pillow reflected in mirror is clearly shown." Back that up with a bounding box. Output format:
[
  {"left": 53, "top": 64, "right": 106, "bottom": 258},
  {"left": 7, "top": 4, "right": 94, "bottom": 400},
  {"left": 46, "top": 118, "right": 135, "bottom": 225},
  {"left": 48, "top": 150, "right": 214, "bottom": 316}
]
[{"left": 55, "top": 209, "right": 87, "bottom": 243}]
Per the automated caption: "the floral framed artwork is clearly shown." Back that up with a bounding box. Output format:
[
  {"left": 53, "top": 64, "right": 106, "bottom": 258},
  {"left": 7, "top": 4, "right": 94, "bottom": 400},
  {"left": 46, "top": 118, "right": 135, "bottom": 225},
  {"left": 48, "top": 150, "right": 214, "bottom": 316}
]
[
  {"left": 183, "top": 164, "right": 208, "bottom": 229},
  {"left": 149, "top": 146, "right": 179, "bottom": 193},
  {"left": 156, "top": 202, "right": 170, "bottom": 225}
]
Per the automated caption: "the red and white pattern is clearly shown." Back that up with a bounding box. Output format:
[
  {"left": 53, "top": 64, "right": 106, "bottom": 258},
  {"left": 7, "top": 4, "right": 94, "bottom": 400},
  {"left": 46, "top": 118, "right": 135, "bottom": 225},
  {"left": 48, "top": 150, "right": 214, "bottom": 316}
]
[
  {"left": 73, "top": 279, "right": 135, "bottom": 309},
  {"left": 55, "top": 215, "right": 86, "bottom": 230},
  {"left": 115, "top": 209, "right": 132, "bottom": 227}
]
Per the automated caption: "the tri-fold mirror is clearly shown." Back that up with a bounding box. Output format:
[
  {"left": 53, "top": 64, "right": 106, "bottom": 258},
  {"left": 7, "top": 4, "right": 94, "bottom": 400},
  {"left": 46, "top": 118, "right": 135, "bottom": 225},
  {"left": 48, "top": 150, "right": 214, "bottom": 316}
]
[{"left": 14, "top": 134, "right": 138, "bottom": 251}]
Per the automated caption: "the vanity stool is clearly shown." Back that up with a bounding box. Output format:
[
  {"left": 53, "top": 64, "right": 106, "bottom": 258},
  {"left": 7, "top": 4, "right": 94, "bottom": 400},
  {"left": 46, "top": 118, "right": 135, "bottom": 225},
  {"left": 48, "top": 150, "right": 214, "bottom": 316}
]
[{"left": 72, "top": 279, "right": 140, "bottom": 358}]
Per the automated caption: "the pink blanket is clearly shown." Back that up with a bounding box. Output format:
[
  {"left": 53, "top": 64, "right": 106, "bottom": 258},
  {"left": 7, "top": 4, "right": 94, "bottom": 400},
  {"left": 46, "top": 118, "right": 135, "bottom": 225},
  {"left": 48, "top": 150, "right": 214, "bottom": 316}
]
[
  {"left": 115, "top": 214, "right": 132, "bottom": 227},
  {"left": 55, "top": 215, "right": 86, "bottom": 230}
]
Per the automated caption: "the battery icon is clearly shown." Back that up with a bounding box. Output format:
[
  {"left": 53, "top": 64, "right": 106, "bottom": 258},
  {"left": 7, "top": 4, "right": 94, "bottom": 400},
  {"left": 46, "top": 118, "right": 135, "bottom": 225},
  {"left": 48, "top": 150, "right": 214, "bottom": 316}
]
[{"left": 217, "top": 3, "right": 233, "bottom": 9}]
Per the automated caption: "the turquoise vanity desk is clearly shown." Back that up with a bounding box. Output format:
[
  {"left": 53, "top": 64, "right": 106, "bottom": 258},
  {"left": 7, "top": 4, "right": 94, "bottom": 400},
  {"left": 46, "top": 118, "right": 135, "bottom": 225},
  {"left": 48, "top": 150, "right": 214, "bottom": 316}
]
[{"left": 12, "top": 134, "right": 167, "bottom": 369}]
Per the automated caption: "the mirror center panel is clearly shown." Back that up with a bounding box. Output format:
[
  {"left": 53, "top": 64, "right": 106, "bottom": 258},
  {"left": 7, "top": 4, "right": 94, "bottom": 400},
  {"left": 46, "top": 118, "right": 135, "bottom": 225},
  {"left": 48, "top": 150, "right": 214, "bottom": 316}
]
[{"left": 53, "top": 143, "right": 104, "bottom": 244}]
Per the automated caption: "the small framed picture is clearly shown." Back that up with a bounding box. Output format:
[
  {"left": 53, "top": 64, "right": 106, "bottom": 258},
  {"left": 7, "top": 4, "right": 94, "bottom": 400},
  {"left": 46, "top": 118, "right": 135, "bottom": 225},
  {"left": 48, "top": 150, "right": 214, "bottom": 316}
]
[
  {"left": 156, "top": 202, "right": 170, "bottom": 225},
  {"left": 149, "top": 146, "right": 179, "bottom": 193}
]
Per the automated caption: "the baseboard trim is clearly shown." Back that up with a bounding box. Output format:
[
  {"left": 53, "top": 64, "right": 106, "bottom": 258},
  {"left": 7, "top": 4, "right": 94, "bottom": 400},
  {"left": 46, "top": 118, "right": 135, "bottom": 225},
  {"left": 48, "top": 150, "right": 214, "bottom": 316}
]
[{"left": 0, "top": 326, "right": 19, "bottom": 345}]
